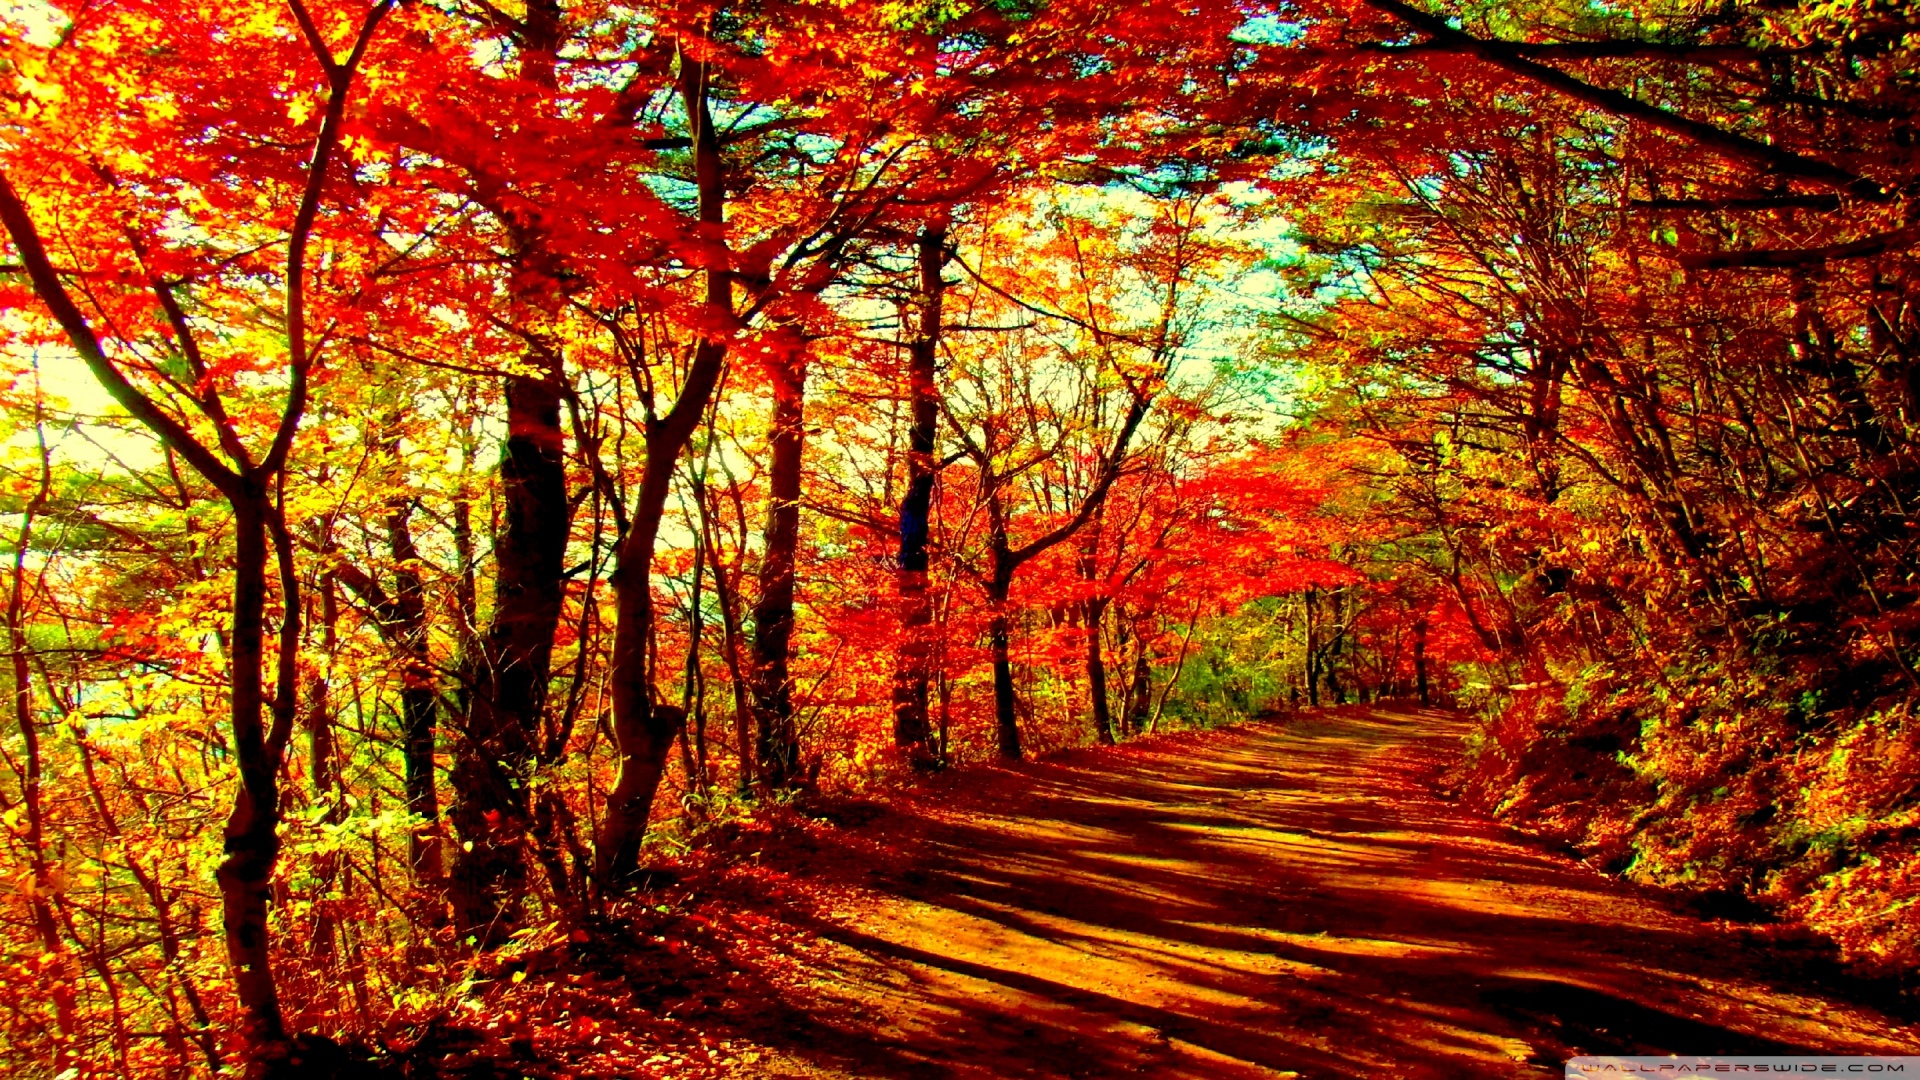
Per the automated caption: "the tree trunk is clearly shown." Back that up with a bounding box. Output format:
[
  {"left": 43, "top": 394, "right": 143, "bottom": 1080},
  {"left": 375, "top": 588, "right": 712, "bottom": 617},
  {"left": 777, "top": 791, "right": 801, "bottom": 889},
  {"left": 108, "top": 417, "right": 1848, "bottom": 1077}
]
[
  {"left": 217, "top": 491, "right": 288, "bottom": 1053},
  {"left": 1413, "top": 616, "right": 1430, "bottom": 707},
  {"left": 449, "top": 375, "right": 569, "bottom": 940},
  {"left": 892, "top": 224, "right": 945, "bottom": 764},
  {"left": 599, "top": 354, "right": 722, "bottom": 880},
  {"left": 1323, "top": 588, "right": 1345, "bottom": 705},
  {"left": 989, "top": 552, "right": 1021, "bottom": 760},
  {"left": 693, "top": 465, "right": 754, "bottom": 794},
  {"left": 384, "top": 493, "right": 443, "bottom": 880},
  {"left": 1086, "top": 596, "right": 1115, "bottom": 745},
  {"left": 1080, "top": 497, "right": 1114, "bottom": 745},
  {"left": 598, "top": 50, "right": 732, "bottom": 887},
  {"left": 1124, "top": 614, "right": 1151, "bottom": 735},
  {"left": 306, "top": 575, "right": 342, "bottom": 959},
  {"left": 682, "top": 498, "right": 710, "bottom": 798},
  {"left": 1304, "top": 588, "right": 1320, "bottom": 707},
  {"left": 7, "top": 415, "right": 77, "bottom": 1063},
  {"left": 751, "top": 345, "right": 804, "bottom": 788},
  {"left": 971, "top": 385, "right": 1152, "bottom": 762}
]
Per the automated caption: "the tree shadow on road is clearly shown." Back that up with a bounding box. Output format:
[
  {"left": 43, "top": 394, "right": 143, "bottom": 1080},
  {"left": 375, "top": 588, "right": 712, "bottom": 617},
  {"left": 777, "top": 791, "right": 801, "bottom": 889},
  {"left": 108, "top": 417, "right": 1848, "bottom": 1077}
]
[{"left": 715, "top": 708, "right": 1914, "bottom": 1079}]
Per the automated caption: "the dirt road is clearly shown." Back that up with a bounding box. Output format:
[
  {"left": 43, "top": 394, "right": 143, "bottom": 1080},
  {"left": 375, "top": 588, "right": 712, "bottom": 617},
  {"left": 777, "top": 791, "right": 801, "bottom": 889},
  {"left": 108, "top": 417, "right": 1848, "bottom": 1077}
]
[{"left": 736, "top": 707, "right": 1915, "bottom": 1079}]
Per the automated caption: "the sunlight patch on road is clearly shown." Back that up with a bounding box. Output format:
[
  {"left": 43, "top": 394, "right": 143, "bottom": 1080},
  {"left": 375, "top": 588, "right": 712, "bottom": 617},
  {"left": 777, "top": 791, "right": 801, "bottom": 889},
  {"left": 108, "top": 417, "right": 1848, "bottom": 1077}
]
[
  {"left": 1162, "top": 822, "right": 1407, "bottom": 869},
  {"left": 939, "top": 864, "right": 1208, "bottom": 912},
  {"left": 1181, "top": 921, "right": 1482, "bottom": 959}
]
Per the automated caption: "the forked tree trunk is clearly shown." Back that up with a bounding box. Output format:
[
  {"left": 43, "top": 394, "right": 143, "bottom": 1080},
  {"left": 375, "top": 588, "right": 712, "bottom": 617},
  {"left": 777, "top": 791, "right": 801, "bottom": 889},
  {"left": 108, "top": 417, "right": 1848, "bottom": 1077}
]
[
  {"left": 978, "top": 388, "right": 1151, "bottom": 760},
  {"left": 599, "top": 52, "right": 733, "bottom": 885},
  {"left": 0, "top": 0, "right": 392, "bottom": 1048},
  {"left": 599, "top": 373, "right": 718, "bottom": 880}
]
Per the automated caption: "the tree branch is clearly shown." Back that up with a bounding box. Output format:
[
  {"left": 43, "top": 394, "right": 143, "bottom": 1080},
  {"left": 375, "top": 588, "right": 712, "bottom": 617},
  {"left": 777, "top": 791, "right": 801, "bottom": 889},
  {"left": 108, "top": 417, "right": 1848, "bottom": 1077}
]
[
  {"left": 1680, "top": 223, "right": 1920, "bottom": 269},
  {"left": 0, "top": 173, "right": 241, "bottom": 495},
  {"left": 1362, "top": 0, "right": 1886, "bottom": 200}
]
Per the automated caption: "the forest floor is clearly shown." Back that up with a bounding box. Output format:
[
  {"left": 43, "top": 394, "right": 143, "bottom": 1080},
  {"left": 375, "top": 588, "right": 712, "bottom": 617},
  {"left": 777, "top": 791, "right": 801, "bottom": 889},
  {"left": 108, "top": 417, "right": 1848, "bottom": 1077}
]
[{"left": 423, "top": 707, "right": 1920, "bottom": 1079}]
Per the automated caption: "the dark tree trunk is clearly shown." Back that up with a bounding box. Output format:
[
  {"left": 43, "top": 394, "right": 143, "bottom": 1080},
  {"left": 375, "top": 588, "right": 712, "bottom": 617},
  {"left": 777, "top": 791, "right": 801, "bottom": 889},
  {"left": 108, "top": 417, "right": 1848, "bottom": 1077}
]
[
  {"left": 7, "top": 426, "right": 77, "bottom": 1060},
  {"left": 1080, "top": 501, "right": 1114, "bottom": 745},
  {"left": 452, "top": 488, "right": 479, "bottom": 650},
  {"left": 1304, "top": 589, "right": 1320, "bottom": 707},
  {"left": 985, "top": 474, "right": 1023, "bottom": 762},
  {"left": 751, "top": 346, "right": 804, "bottom": 788},
  {"left": 384, "top": 493, "right": 443, "bottom": 880},
  {"left": 1323, "top": 588, "right": 1346, "bottom": 705},
  {"left": 972, "top": 389, "right": 1151, "bottom": 762},
  {"left": 1086, "top": 596, "right": 1115, "bottom": 745},
  {"left": 449, "top": 376, "right": 569, "bottom": 940},
  {"left": 1125, "top": 628, "right": 1151, "bottom": 735},
  {"left": 600, "top": 411, "right": 699, "bottom": 871},
  {"left": 599, "top": 55, "right": 731, "bottom": 886},
  {"left": 600, "top": 378, "right": 722, "bottom": 881},
  {"left": 306, "top": 576, "right": 342, "bottom": 958},
  {"left": 693, "top": 464, "right": 754, "bottom": 794},
  {"left": 892, "top": 224, "right": 945, "bottom": 764},
  {"left": 217, "top": 490, "right": 288, "bottom": 1052},
  {"left": 683, "top": 505, "right": 710, "bottom": 798},
  {"left": 990, "top": 612, "right": 1021, "bottom": 761},
  {"left": 1413, "top": 616, "right": 1431, "bottom": 707}
]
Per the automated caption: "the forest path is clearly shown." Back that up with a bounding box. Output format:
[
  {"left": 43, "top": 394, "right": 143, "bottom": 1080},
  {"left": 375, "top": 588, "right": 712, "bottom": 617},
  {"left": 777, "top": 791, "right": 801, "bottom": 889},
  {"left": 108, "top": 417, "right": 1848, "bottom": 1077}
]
[{"left": 740, "top": 707, "right": 1916, "bottom": 1079}]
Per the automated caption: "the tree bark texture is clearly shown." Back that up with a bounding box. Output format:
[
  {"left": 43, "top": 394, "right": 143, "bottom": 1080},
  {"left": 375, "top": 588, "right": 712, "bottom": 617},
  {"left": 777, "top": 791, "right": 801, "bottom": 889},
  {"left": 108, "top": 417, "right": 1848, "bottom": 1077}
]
[
  {"left": 599, "top": 50, "right": 732, "bottom": 885},
  {"left": 449, "top": 376, "right": 569, "bottom": 939},
  {"left": 892, "top": 225, "right": 946, "bottom": 764},
  {"left": 751, "top": 348, "right": 805, "bottom": 787}
]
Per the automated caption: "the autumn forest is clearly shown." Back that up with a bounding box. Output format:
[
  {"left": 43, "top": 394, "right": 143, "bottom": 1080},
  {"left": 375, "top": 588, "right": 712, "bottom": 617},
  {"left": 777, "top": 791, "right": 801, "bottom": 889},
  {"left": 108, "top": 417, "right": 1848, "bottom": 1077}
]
[{"left": 3, "top": 0, "right": 1919, "bottom": 1075}]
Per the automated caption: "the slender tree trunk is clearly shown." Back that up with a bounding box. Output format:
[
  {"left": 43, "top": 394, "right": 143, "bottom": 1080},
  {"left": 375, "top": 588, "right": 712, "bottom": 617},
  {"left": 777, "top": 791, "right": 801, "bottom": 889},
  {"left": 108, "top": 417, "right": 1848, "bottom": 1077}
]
[
  {"left": 1124, "top": 612, "right": 1151, "bottom": 735},
  {"left": 1085, "top": 596, "right": 1115, "bottom": 745},
  {"left": 1080, "top": 497, "right": 1115, "bottom": 745},
  {"left": 1413, "top": 616, "right": 1430, "bottom": 707},
  {"left": 695, "top": 468, "right": 754, "bottom": 794},
  {"left": 306, "top": 575, "right": 343, "bottom": 959},
  {"left": 682, "top": 496, "right": 709, "bottom": 798},
  {"left": 1148, "top": 597, "right": 1204, "bottom": 734},
  {"left": 452, "top": 487, "right": 479, "bottom": 652},
  {"left": 7, "top": 409, "right": 77, "bottom": 1064},
  {"left": 971, "top": 386, "right": 1151, "bottom": 762},
  {"left": 449, "top": 376, "right": 569, "bottom": 940},
  {"left": 1304, "top": 588, "right": 1319, "bottom": 707},
  {"left": 385, "top": 495, "right": 444, "bottom": 880},
  {"left": 601, "top": 354, "right": 725, "bottom": 881},
  {"left": 750, "top": 345, "right": 804, "bottom": 788},
  {"left": 989, "top": 553, "right": 1021, "bottom": 760},
  {"left": 892, "top": 224, "right": 945, "bottom": 764},
  {"left": 1324, "top": 588, "right": 1345, "bottom": 705},
  {"left": 0, "top": 3, "right": 398, "bottom": 1038},
  {"left": 599, "top": 50, "right": 734, "bottom": 885},
  {"left": 219, "top": 490, "right": 288, "bottom": 1053}
]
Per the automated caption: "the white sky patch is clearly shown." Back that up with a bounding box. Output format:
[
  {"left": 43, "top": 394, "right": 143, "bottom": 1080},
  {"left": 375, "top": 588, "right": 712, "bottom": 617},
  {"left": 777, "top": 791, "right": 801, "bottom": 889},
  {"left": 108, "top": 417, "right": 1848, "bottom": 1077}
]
[{"left": 2, "top": 0, "right": 70, "bottom": 48}]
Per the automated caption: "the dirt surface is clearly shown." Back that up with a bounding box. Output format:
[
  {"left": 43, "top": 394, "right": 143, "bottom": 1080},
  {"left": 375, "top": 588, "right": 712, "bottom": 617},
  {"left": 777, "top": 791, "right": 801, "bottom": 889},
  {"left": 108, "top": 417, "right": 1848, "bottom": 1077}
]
[{"left": 721, "top": 706, "right": 1917, "bottom": 1079}]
